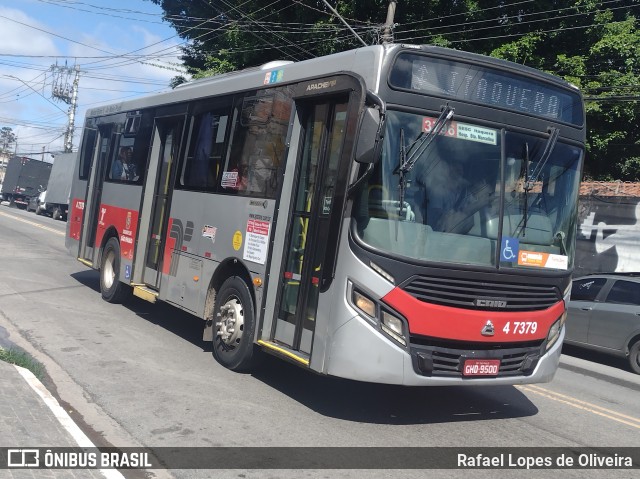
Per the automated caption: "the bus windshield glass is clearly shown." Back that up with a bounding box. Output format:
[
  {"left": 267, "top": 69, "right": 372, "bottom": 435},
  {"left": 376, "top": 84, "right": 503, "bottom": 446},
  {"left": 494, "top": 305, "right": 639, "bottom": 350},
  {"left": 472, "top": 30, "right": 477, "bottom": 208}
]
[{"left": 353, "top": 110, "right": 584, "bottom": 270}]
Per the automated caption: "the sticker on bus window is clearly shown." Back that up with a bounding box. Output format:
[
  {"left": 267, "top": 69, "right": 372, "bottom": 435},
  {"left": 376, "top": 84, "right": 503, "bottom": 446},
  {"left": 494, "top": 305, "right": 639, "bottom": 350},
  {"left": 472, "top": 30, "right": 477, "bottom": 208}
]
[
  {"left": 243, "top": 218, "right": 271, "bottom": 264},
  {"left": 518, "top": 250, "right": 568, "bottom": 270},
  {"left": 221, "top": 171, "right": 239, "bottom": 188},
  {"left": 422, "top": 117, "right": 497, "bottom": 145},
  {"left": 500, "top": 237, "right": 519, "bottom": 262}
]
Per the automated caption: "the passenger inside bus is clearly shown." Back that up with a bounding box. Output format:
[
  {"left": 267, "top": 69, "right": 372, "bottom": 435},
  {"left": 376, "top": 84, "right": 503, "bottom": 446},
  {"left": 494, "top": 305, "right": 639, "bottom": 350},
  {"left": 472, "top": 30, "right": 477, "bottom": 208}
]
[{"left": 111, "top": 146, "right": 138, "bottom": 182}]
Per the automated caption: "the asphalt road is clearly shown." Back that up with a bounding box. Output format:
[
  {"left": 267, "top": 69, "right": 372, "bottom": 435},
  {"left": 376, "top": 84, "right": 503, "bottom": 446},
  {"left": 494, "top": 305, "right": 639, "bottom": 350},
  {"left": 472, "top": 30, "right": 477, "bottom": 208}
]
[{"left": 1, "top": 204, "right": 639, "bottom": 479}]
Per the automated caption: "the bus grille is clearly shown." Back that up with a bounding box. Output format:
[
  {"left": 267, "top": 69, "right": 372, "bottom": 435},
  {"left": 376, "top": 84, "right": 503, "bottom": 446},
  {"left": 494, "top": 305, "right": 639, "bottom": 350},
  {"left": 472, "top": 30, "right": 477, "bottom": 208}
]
[
  {"left": 410, "top": 338, "right": 543, "bottom": 378},
  {"left": 401, "top": 275, "right": 560, "bottom": 312}
]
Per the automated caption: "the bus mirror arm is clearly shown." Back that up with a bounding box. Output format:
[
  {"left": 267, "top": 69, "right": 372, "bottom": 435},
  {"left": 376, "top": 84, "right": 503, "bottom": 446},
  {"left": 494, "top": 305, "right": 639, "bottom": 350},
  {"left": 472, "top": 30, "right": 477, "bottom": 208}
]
[
  {"left": 347, "top": 162, "right": 375, "bottom": 198},
  {"left": 354, "top": 91, "right": 386, "bottom": 165}
]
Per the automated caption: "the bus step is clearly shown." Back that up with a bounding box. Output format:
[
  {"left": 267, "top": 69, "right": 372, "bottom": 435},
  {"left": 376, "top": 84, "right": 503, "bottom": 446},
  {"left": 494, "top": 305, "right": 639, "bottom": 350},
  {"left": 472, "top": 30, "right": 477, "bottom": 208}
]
[
  {"left": 77, "top": 258, "right": 93, "bottom": 268},
  {"left": 257, "top": 340, "right": 310, "bottom": 367},
  {"left": 132, "top": 285, "right": 159, "bottom": 303}
]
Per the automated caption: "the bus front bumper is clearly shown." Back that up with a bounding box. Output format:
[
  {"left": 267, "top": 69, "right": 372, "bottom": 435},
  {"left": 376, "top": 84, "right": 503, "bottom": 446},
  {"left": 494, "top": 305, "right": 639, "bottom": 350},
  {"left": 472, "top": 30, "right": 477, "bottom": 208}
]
[{"left": 324, "top": 314, "right": 563, "bottom": 386}]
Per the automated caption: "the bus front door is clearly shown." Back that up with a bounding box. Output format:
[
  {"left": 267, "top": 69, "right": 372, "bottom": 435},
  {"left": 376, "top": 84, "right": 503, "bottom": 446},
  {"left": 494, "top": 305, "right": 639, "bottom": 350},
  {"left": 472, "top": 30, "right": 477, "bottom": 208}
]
[{"left": 272, "top": 98, "right": 348, "bottom": 356}]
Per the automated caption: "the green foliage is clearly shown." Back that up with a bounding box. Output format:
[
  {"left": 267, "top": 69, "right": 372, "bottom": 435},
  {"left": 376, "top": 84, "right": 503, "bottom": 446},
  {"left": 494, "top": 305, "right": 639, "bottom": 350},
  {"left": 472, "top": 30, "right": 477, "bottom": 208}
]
[
  {"left": 151, "top": 0, "right": 640, "bottom": 181},
  {"left": 1, "top": 126, "right": 16, "bottom": 154},
  {"left": 0, "top": 347, "right": 45, "bottom": 380}
]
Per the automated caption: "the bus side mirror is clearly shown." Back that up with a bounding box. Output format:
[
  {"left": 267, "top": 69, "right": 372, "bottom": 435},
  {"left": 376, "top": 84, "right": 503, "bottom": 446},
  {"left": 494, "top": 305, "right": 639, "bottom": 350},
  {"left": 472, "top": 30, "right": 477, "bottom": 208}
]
[{"left": 355, "top": 93, "right": 385, "bottom": 164}]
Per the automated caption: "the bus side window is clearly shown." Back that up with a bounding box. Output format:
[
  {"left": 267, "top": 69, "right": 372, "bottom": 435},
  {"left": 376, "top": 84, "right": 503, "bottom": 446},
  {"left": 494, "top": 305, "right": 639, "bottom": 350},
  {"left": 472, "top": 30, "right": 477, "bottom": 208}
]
[
  {"left": 181, "top": 110, "right": 230, "bottom": 190},
  {"left": 221, "top": 88, "right": 293, "bottom": 198}
]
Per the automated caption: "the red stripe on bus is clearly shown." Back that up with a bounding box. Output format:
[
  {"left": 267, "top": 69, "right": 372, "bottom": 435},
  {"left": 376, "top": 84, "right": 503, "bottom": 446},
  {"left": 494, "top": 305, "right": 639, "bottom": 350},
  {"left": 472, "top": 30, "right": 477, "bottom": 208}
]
[
  {"left": 68, "top": 198, "right": 85, "bottom": 240},
  {"left": 382, "top": 287, "right": 564, "bottom": 343},
  {"left": 94, "top": 204, "right": 139, "bottom": 260},
  {"left": 162, "top": 218, "right": 175, "bottom": 275}
]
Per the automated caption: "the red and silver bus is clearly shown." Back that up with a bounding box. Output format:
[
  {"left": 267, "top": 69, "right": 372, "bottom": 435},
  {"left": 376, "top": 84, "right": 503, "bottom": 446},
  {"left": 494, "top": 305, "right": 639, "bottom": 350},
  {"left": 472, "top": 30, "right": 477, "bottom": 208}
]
[{"left": 67, "top": 44, "right": 585, "bottom": 385}]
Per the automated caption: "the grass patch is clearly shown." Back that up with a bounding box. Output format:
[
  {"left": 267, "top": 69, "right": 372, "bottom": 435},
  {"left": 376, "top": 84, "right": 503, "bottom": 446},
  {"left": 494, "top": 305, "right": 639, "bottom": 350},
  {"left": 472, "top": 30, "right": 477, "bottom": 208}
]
[{"left": 0, "top": 347, "right": 45, "bottom": 380}]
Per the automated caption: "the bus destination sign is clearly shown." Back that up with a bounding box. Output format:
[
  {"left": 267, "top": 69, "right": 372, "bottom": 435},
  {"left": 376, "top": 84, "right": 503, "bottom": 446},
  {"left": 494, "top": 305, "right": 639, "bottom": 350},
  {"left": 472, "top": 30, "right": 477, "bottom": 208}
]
[{"left": 389, "top": 53, "right": 583, "bottom": 125}]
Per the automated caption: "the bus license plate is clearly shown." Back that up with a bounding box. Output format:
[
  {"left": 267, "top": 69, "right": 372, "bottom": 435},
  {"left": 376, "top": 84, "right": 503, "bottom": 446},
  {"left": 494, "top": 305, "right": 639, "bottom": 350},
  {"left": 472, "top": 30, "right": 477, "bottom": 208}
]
[{"left": 462, "top": 359, "right": 500, "bottom": 377}]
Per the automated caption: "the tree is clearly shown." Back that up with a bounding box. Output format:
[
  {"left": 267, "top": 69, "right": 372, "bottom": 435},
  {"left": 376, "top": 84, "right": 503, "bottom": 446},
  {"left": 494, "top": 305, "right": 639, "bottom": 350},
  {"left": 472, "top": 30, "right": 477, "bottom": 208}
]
[
  {"left": 151, "top": 1, "right": 640, "bottom": 180},
  {"left": 1, "top": 127, "right": 17, "bottom": 155},
  {"left": 149, "top": 1, "right": 473, "bottom": 75},
  {"left": 477, "top": 2, "right": 640, "bottom": 181}
]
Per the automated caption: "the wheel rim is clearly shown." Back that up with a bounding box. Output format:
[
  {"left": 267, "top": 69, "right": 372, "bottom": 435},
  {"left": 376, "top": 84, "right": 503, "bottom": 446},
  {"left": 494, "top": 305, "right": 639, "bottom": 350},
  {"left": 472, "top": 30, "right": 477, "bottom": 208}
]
[
  {"left": 103, "top": 250, "right": 116, "bottom": 289},
  {"left": 216, "top": 296, "right": 245, "bottom": 347}
]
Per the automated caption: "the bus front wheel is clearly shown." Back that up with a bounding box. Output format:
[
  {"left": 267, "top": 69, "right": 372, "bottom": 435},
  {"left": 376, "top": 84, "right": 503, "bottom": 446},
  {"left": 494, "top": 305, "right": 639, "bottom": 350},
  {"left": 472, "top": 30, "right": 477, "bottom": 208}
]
[
  {"left": 212, "top": 276, "right": 256, "bottom": 371},
  {"left": 100, "top": 237, "right": 132, "bottom": 304}
]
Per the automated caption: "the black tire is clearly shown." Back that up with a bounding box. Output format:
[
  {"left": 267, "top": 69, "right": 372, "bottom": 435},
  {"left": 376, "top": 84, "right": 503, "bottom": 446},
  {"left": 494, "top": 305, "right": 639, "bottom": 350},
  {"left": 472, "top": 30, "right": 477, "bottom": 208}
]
[
  {"left": 629, "top": 339, "right": 640, "bottom": 375},
  {"left": 212, "top": 276, "right": 256, "bottom": 371},
  {"left": 99, "top": 237, "right": 132, "bottom": 304}
]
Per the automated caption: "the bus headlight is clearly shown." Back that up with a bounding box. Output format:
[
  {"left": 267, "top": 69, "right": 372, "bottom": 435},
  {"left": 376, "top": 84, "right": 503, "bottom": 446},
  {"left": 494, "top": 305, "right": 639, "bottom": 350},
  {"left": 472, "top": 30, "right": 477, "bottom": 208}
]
[
  {"left": 353, "top": 290, "right": 376, "bottom": 318},
  {"left": 381, "top": 310, "right": 406, "bottom": 346},
  {"left": 546, "top": 311, "right": 567, "bottom": 350},
  {"left": 350, "top": 285, "right": 407, "bottom": 347}
]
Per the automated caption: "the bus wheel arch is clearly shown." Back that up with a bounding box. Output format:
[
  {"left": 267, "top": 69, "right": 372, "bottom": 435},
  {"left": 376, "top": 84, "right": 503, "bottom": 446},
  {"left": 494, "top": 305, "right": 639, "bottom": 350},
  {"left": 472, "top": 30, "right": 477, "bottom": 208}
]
[
  {"left": 205, "top": 259, "right": 257, "bottom": 371},
  {"left": 99, "top": 234, "right": 132, "bottom": 304}
]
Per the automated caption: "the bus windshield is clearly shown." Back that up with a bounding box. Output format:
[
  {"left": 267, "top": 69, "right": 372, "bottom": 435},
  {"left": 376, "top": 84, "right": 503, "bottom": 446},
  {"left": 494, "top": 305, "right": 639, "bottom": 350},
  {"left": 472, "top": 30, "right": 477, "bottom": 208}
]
[{"left": 353, "top": 110, "right": 583, "bottom": 270}]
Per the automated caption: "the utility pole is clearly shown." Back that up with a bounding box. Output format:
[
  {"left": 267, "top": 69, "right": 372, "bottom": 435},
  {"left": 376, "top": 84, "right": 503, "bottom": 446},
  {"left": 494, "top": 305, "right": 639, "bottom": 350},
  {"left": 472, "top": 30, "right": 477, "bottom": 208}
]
[
  {"left": 382, "top": 1, "right": 397, "bottom": 44},
  {"left": 51, "top": 63, "right": 81, "bottom": 153}
]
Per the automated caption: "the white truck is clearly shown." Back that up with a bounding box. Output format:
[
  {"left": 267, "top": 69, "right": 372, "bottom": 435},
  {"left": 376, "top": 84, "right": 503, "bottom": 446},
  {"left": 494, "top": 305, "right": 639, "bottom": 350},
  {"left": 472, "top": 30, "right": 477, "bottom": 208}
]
[{"left": 36, "top": 152, "right": 76, "bottom": 220}]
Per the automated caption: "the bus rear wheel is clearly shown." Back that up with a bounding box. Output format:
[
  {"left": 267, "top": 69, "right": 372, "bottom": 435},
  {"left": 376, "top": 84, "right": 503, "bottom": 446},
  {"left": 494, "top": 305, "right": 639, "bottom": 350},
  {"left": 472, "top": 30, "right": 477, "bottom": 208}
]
[
  {"left": 100, "top": 237, "right": 132, "bottom": 304},
  {"left": 212, "top": 276, "right": 256, "bottom": 371}
]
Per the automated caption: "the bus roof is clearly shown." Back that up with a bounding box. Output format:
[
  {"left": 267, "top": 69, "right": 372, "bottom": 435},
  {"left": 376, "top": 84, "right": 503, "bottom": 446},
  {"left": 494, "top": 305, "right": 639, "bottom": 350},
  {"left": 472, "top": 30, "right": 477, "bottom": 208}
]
[{"left": 86, "top": 43, "right": 579, "bottom": 118}]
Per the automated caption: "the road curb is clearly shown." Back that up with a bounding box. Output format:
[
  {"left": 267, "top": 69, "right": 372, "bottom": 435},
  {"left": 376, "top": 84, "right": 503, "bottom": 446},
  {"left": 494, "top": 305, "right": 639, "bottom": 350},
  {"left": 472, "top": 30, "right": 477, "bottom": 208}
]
[{"left": 13, "top": 364, "right": 126, "bottom": 479}]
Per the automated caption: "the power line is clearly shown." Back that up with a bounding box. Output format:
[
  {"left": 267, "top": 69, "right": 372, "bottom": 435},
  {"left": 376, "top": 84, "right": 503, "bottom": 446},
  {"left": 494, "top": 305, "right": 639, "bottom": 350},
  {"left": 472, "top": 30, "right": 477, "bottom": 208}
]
[{"left": 396, "top": 3, "right": 638, "bottom": 43}]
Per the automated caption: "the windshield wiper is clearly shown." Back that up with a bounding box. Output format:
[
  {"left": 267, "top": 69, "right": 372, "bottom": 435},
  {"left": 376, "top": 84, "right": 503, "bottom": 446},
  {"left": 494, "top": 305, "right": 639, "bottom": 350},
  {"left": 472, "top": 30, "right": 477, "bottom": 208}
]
[
  {"left": 394, "top": 105, "right": 454, "bottom": 239},
  {"left": 525, "top": 127, "right": 559, "bottom": 191},
  {"left": 397, "top": 105, "right": 454, "bottom": 175},
  {"left": 517, "top": 127, "right": 560, "bottom": 238}
]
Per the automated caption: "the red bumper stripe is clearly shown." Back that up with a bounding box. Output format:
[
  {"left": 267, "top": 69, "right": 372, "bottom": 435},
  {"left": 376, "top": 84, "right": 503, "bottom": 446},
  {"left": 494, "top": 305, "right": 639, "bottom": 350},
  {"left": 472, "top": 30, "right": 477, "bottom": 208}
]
[{"left": 382, "top": 287, "right": 564, "bottom": 343}]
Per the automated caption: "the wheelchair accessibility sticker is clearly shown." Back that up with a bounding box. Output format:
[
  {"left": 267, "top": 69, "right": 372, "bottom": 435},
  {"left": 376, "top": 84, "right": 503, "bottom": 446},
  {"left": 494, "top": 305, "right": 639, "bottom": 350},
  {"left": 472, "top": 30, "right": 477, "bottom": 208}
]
[{"left": 501, "top": 237, "right": 519, "bottom": 262}]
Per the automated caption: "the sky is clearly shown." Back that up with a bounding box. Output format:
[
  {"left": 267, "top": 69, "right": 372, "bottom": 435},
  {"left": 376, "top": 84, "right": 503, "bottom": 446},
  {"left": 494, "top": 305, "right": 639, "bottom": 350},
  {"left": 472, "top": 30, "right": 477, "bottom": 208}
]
[{"left": 0, "top": 0, "right": 187, "bottom": 159}]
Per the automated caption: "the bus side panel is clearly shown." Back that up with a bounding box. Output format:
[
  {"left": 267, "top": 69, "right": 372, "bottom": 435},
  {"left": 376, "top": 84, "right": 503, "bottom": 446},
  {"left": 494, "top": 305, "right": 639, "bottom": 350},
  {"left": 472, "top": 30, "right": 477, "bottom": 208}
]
[
  {"left": 67, "top": 197, "right": 85, "bottom": 244},
  {"left": 96, "top": 183, "right": 143, "bottom": 279},
  {"left": 94, "top": 202, "right": 139, "bottom": 261},
  {"left": 159, "top": 190, "right": 276, "bottom": 322},
  {"left": 65, "top": 161, "right": 88, "bottom": 258}
]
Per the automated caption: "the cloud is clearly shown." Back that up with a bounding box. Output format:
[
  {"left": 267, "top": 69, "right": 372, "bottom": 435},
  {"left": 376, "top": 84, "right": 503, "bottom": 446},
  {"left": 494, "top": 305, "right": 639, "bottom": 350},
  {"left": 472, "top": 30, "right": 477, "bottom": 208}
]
[
  {"left": 0, "top": 7, "right": 58, "bottom": 56},
  {"left": 0, "top": 4, "right": 185, "bottom": 154}
]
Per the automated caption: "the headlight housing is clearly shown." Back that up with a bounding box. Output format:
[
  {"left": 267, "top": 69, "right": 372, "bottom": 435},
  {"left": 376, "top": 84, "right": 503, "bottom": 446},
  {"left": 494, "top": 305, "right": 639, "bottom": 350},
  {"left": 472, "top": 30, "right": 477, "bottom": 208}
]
[
  {"left": 546, "top": 310, "right": 567, "bottom": 350},
  {"left": 351, "top": 285, "right": 407, "bottom": 347}
]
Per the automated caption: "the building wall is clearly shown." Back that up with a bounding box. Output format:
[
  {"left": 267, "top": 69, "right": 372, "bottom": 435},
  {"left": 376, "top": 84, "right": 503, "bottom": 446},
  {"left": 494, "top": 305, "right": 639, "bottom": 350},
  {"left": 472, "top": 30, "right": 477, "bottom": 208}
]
[{"left": 575, "top": 182, "right": 640, "bottom": 275}]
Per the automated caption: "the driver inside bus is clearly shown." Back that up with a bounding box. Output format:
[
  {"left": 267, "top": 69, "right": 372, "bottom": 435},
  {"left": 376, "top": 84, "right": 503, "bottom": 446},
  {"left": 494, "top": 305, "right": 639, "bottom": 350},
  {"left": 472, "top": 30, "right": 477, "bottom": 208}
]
[{"left": 430, "top": 159, "right": 493, "bottom": 233}]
